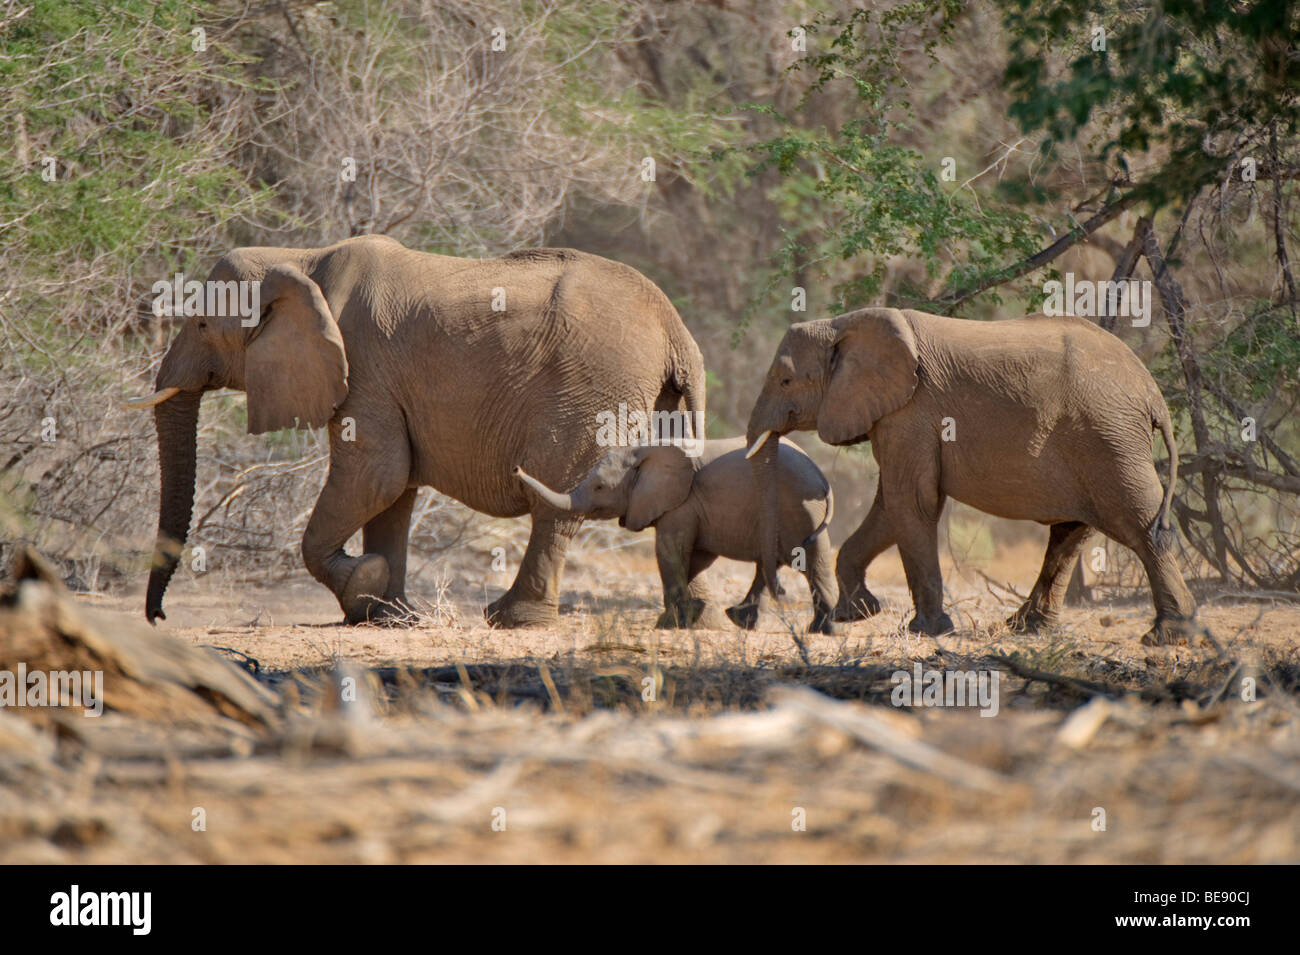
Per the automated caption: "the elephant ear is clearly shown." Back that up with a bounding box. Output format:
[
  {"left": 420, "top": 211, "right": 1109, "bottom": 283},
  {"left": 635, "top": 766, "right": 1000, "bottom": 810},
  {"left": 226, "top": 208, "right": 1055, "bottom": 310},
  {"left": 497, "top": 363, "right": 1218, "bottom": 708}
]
[
  {"left": 817, "top": 308, "right": 919, "bottom": 445},
  {"left": 625, "top": 445, "right": 697, "bottom": 532},
  {"left": 245, "top": 264, "right": 348, "bottom": 434}
]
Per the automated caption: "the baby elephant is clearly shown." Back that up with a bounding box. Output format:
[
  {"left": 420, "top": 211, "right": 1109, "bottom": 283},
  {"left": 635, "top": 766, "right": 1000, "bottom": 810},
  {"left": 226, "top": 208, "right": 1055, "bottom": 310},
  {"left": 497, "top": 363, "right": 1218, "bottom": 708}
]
[{"left": 514, "top": 437, "right": 838, "bottom": 633}]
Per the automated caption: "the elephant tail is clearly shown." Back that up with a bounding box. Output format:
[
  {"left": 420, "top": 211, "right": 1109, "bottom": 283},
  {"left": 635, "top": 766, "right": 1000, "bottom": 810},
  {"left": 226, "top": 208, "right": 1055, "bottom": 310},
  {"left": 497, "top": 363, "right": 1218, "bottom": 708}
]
[
  {"left": 800, "top": 480, "right": 834, "bottom": 554},
  {"left": 1152, "top": 407, "right": 1179, "bottom": 550},
  {"left": 672, "top": 338, "right": 707, "bottom": 441}
]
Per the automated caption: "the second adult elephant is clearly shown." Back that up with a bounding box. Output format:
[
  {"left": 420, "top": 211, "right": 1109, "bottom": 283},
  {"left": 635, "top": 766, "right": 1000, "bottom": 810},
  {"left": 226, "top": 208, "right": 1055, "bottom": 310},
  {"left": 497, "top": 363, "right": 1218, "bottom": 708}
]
[
  {"left": 128, "top": 235, "right": 705, "bottom": 628},
  {"left": 745, "top": 307, "right": 1196, "bottom": 645}
]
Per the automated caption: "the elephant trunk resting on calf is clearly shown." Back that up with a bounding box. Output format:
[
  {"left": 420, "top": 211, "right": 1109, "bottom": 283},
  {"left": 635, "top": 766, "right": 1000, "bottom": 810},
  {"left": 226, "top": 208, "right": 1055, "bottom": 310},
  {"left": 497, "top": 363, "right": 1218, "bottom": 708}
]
[{"left": 745, "top": 306, "right": 1196, "bottom": 646}]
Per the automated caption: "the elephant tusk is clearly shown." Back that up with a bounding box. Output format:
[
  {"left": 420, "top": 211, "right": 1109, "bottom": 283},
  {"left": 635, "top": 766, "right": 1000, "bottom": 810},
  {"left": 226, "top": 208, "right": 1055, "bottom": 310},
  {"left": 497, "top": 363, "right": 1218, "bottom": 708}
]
[
  {"left": 745, "top": 430, "right": 773, "bottom": 459},
  {"left": 122, "top": 386, "right": 181, "bottom": 409},
  {"left": 514, "top": 465, "right": 576, "bottom": 511}
]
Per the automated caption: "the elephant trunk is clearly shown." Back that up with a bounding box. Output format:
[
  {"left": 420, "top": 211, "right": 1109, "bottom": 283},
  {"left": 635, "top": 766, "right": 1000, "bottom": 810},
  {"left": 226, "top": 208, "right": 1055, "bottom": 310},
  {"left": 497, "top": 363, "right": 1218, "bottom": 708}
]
[
  {"left": 747, "top": 395, "right": 788, "bottom": 599},
  {"left": 514, "top": 466, "right": 591, "bottom": 513},
  {"left": 146, "top": 390, "right": 202, "bottom": 623},
  {"left": 749, "top": 436, "right": 786, "bottom": 599}
]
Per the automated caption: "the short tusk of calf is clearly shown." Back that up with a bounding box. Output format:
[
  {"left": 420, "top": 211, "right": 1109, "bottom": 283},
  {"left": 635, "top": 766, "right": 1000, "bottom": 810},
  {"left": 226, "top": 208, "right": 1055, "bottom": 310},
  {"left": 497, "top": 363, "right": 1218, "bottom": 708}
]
[
  {"left": 122, "top": 387, "right": 181, "bottom": 409},
  {"left": 745, "top": 430, "right": 773, "bottom": 459}
]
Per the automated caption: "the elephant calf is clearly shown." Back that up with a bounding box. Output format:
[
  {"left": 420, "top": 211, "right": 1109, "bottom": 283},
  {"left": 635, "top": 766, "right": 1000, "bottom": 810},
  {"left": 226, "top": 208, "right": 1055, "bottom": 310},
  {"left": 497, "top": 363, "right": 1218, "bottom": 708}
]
[{"left": 514, "top": 437, "right": 838, "bottom": 634}]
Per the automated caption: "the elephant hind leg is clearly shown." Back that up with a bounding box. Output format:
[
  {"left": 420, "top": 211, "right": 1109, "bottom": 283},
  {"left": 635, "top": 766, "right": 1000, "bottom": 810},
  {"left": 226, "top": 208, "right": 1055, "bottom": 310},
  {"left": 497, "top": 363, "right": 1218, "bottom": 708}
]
[
  {"left": 485, "top": 513, "right": 580, "bottom": 628},
  {"left": 1132, "top": 531, "right": 1197, "bottom": 646},
  {"left": 1093, "top": 480, "right": 1196, "bottom": 645},
  {"left": 1008, "top": 521, "right": 1094, "bottom": 633}
]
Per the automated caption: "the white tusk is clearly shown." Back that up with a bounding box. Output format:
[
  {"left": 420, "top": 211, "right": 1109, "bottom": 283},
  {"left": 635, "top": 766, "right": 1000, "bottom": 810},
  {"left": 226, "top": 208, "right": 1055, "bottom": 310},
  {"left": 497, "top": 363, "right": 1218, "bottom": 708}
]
[
  {"left": 745, "top": 430, "right": 773, "bottom": 459},
  {"left": 122, "top": 386, "right": 181, "bottom": 409}
]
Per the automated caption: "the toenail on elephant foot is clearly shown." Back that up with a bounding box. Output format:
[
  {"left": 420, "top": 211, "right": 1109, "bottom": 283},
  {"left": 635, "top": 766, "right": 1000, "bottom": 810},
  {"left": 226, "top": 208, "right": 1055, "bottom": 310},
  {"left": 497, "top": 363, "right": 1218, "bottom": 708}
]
[
  {"left": 341, "top": 555, "right": 390, "bottom": 624},
  {"left": 724, "top": 602, "right": 760, "bottom": 630},
  {"left": 907, "top": 611, "right": 955, "bottom": 636},
  {"left": 484, "top": 596, "right": 558, "bottom": 629},
  {"left": 834, "top": 587, "right": 882, "bottom": 622},
  {"left": 1140, "top": 616, "right": 1195, "bottom": 647},
  {"left": 1006, "top": 605, "right": 1058, "bottom": 634}
]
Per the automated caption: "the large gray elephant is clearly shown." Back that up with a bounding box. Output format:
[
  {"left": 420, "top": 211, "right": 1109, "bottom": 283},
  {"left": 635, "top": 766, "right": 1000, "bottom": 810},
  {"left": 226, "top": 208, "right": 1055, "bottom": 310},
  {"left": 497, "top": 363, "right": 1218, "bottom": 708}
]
[
  {"left": 513, "top": 437, "right": 837, "bottom": 633},
  {"left": 744, "top": 307, "right": 1196, "bottom": 645},
  {"left": 127, "top": 235, "right": 705, "bottom": 628}
]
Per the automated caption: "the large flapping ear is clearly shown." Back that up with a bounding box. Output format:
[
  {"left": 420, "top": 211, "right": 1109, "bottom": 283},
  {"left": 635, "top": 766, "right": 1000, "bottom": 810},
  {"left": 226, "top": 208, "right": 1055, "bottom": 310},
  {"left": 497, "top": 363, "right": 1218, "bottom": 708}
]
[
  {"left": 246, "top": 264, "right": 348, "bottom": 434},
  {"left": 817, "top": 308, "right": 919, "bottom": 445},
  {"left": 625, "top": 445, "right": 697, "bottom": 532}
]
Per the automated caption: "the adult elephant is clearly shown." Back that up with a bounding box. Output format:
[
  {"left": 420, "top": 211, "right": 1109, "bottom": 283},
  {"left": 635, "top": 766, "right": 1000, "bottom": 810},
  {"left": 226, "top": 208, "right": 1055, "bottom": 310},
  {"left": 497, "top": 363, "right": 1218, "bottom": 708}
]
[
  {"left": 744, "top": 307, "right": 1196, "bottom": 645},
  {"left": 127, "top": 235, "right": 705, "bottom": 628}
]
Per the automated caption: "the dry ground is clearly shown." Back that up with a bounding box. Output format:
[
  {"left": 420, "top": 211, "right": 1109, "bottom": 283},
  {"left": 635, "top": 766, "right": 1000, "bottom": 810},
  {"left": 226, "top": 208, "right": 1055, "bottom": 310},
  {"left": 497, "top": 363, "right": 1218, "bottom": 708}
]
[{"left": 3, "top": 536, "right": 1299, "bottom": 864}]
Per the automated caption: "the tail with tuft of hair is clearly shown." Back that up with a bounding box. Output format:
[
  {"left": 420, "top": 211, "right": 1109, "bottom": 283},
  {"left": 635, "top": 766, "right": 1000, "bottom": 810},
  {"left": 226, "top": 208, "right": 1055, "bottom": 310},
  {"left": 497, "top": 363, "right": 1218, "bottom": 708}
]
[{"left": 1151, "top": 406, "right": 1179, "bottom": 551}]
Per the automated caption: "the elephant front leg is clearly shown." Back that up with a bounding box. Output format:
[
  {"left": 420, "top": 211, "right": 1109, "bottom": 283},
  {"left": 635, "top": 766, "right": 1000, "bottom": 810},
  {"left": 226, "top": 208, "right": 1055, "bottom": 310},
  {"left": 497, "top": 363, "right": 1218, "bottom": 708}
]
[
  {"left": 725, "top": 568, "right": 766, "bottom": 630},
  {"left": 892, "top": 507, "right": 953, "bottom": 636},
  {"left": 653, "top": 532, "right": 708, "bottom": 629},
  {"left": 834, "top": 490, "right": 891, "bottom": 621},
  {"left": 303, "top": 477, "right": 409, "bottom": 626},
  {"left": 361, "top": 487, "right": 418, "bottom": 621},
  {"left": 484, "top": 514, "right": 578, "bottom": 628}
]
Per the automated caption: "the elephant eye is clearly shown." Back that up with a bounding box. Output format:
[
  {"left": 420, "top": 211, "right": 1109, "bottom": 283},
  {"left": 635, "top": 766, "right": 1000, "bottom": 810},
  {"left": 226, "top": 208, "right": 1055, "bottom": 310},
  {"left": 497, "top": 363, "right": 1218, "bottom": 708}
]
[
  {"left": 780, "top": 376, "right": 792, "bottom": 387},
  {"left": 198, "top": 321, "right": 207, "bottom": 330}
]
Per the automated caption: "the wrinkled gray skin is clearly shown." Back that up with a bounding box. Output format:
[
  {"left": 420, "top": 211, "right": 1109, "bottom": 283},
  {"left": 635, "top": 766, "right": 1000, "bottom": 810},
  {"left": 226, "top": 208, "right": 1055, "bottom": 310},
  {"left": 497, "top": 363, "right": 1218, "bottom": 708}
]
[
  {"left": 746, "top": 307, "right": 1196, "bottom": 646},
  {"left": 515, "top": 437, "right": 838, "bottom": 634},
  {"left": 139, "top": 235, "right": 704, "bottom": 628}
]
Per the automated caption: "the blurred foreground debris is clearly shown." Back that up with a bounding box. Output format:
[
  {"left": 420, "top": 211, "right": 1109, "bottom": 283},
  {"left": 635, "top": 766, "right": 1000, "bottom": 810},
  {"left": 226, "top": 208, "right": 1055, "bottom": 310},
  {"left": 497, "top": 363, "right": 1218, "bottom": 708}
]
[{"left": 0, "top": 546, "right": 278, "bottom": 730}]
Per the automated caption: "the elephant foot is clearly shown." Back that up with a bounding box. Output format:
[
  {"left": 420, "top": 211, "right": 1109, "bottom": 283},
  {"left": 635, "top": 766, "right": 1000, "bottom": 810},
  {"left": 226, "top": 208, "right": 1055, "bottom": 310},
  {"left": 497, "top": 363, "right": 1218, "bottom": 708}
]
[
  {"left": 907, "top": 610, "right": 955, "bottom": 636},
  {"left": 1140, "top": 616, "right": 1196, "bottom": 647},
  {"left": 808, "top": 612, "right": 841, "bottom": 636},
  {"left": 834, "top": 585, "right": 882, "bottom": 622},
  {"left": 1006, "top": 603, "right": 1059, "bottom": 634},
  {"left": 484, "top": 594, "right": 558, "bottom": 629},
  {"left": 341, "top": 555, "right": 390, "bottom": 625},
  {"left": 656, "top": 598, "right": 721, "bottom": 630},
  {"left": 724, "top": 601, "right": 760, "bottom": 631}
]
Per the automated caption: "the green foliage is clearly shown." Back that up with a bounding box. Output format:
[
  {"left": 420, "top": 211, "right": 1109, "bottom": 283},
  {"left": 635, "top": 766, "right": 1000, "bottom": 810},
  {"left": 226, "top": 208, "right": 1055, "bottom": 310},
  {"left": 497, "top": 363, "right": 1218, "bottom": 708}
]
[
  {"left": 0, "top": 0, "right": 273, "bottom": 280},
  {"left": 1206, "top": 305, "right": 1300, "bottom": 403},
  {"left": 998, "top": 0, "right": 1300, "bottom": 205},
  {"left": 727, "top": 4, "right": 1042, "bottom": 325}
]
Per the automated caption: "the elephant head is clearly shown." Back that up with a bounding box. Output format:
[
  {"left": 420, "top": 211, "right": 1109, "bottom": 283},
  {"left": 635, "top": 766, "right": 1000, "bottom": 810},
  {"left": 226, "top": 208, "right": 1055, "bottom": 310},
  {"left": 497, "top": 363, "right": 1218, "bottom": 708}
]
[
  {"left": 514, "top": 444, "right": 696, "bottom": 531},
  {"left": 125, "top": 255, "right": 349, "bottom": 622},
  {"left": 745, "top": 307, "right": 919, "bottom": 595}
]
